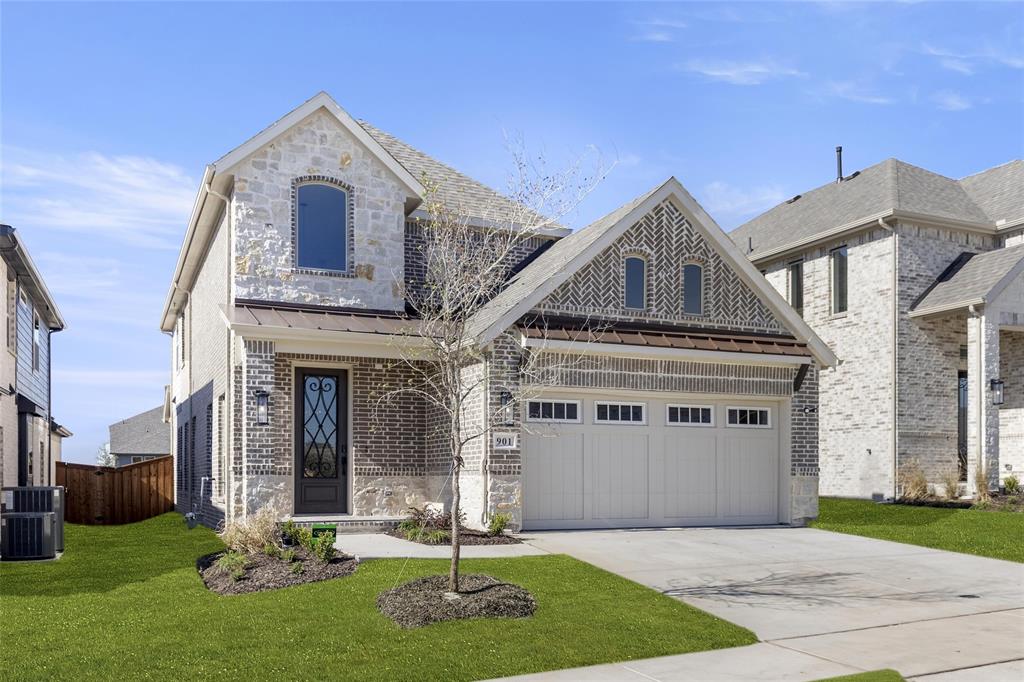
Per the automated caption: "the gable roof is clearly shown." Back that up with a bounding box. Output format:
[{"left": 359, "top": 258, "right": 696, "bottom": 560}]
[
  {"left": 731, "top": 158, "right": 1023, "bottom": 262},
  {"left": 467, "top": 177, "right": 838, "bottom": 367},
  {"left": 0, "top": 225, "right": 65, "bottom": 330},
  {"left": 109, "top": 406, "right": 170, "bottom": 456},
  {"left": 910, "top": 244, "right": 1024, "bottom": 318}
]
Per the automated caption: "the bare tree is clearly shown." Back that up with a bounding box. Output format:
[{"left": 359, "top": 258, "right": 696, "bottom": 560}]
[
  {"left": 96, "top": 442, "right": 114, "bottom": 467},
  {"left": 378, "top": 143, "right": 609, "bottom": 593}
]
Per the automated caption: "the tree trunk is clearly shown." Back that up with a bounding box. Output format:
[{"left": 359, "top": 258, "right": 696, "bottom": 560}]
[{"left": 449, "top": 457, "right": 462, "bottom": 593}]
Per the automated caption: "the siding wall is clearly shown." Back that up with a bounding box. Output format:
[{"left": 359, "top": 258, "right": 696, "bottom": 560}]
[
  {"left": 1, "top": 261, "right": 17, "bottom": 488},
  {"left": 15, "top": 288, "right": 49, "bottom": 408}
]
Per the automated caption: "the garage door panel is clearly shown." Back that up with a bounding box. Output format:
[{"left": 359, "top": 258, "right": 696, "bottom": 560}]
[
  {"left": 591, "top": 433, "right": 649, "bottom": 520},
  {"left": 663, "top": 433, "right": 717, "bottom": 519},
  {"left": 524, "top": 432, "right": 584, "bottom": 522},
  {"left": 721, "top": 434, "right": 778, "bottom": 521}
]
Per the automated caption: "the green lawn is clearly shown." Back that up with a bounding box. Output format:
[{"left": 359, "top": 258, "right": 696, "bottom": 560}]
[
  {"left": 0, "top": 514, "right": 755, "bottom": 681},
  {"left": 816, "top": 670, "right": 904, "bottom": 682},
  {"left": 812, "top": 497, "right": 1024, "bottom": 563}
]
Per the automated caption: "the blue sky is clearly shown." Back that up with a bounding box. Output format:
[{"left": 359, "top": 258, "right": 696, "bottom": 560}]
[{"left": 2, "top": 1, "right": 1022, "bottom": 463}]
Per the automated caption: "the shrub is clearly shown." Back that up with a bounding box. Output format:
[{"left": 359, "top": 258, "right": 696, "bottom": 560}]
[
  {"left": 280, "top": 549, "right": 297, "bottom": 563},
  {"left": 290, "top": 561, "right": 304, "bottom": 575},
  {"left": 975, "top": 467, "right": 991, "bottom": 502},
  {"left": 397, "top": 505, "right": 464, "bottom": 541},
  {"left": 1003, "top": 475, "right": 1021, "bottom": 495},
  {"left": 214, "top": 551, "right": 248, "bottom": 582},
  {"left": 939, "top": 466, "right": 962, "bottom": 501},
  {"left": 898, "top": 460, "right": 930, "bottom": 501},
  {"left": 422, "top": 529, "right": 451, "bottom": 544},
  {"left": 280, "top": 520, "right": 299, "bottom": 544},
  {"left": 219, "top": 499, "right": 283, "bottom": 555},
  {"left": 309, "top": 531, "right": 336, "bottom": 563},
  {"left": 262, "top": 543, "right": 280, "bottom": 558},
  {"left": 294, "top": 526, "right": 313, "bottom": 550},
  {"left": 487, "top": 513, "right": 512, "bottom": 537}
]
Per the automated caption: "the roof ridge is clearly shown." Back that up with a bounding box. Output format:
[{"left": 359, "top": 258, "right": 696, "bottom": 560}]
[{"left": 958, "top": 158, "right": 1024, "bottom": 181}]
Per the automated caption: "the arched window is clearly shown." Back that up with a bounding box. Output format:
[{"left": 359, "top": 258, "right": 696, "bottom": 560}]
[
  {"left": 295, "top": 182, "right": 349, "bottom": 272},
  {"left": 624, "top": 256, "right": 646, "bottom": 309},
  {"left": 683, "top": 263, "right": 703, "bottom": 315}
]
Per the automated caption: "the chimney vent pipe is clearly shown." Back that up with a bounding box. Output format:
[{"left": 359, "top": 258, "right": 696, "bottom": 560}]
[{"left": 836, "top": 146, "right": 844, "bottom": 183}]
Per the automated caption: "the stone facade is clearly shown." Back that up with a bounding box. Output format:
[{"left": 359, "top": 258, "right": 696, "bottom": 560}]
[{"left": 231, "top": 110, "right": 408, "bottom": 311}]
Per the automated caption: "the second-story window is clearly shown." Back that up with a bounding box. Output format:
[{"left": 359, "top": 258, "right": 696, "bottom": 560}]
[
  {"left": 682, "top": 263, "right": 703, "bottom": 315},
  {"left": 296, "top": 182, "right": 349, "bottom": 272},
  {"left": 830, "top": 245, "right": 848, "bottom": 315},
  {"left": 32, "top": 314, "right": 40, "bottom": 371},
  {"left": 624, "top": 256, "right": 646, "bottom": 309},
  {"left": 788, "top": 260, "right": 804, "bottom": 317}
]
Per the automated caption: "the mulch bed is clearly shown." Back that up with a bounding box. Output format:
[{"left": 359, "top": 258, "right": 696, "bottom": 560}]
[
  {"left": 198, "top": 549, "right": 358, "bottom": 595},
  {"left": 376, "top": 574, "right": 536, "bottom": 628},
  {"left": 896, "top": 494, "right": 1023, "bottom": 512},
  {"left": 385, "top": 528, "right": 521, "bottom": 545}
]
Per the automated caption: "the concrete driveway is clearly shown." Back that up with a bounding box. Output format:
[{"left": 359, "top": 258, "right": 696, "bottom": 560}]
[{"left": 505, "top": 527, "right": 1024, "bottom": 681}]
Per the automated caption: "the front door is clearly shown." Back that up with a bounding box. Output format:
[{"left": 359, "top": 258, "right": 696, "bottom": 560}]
[{"left": 294, "top": 368, "right": 348, "bottom": 515}]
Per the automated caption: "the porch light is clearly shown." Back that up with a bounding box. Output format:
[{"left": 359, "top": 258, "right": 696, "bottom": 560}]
[
  {"left": 255, "top": 391, "right": 270, "bottom": 425},
  {"left": 991, "top": 379, "right": 1004, "bottom": 406},
  {"left": 499, "top": 391, "right": 515, "bottom": 426}
]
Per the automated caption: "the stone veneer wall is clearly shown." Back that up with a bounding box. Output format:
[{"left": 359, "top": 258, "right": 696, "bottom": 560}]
[
  {"left": 230, "top": 110, "right": 408, "bottom": 311},
  {"left": 896, "top": 223, "right": 996, "bottom": 488},
  {"left": 535, "top": 199, "right": 785, "bottom": 334},
  {"left": 999, "top": 330, "right": 1024, "bottom": 480}
]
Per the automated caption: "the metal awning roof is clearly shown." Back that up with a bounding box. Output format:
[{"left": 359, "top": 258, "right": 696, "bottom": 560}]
[
  {"left": 520, "top": 325, "right": 812, "bottom": 358},
  {"left": 227, "top": 301, "right": 423, "bottom": 337}
]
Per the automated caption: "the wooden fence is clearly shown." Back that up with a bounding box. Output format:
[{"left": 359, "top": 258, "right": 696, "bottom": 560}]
[{"left": 55, "top": 456, "right": 174, "bottom": 524}]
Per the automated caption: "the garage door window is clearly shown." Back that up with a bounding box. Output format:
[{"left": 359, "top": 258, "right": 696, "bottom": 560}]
[
  {"left": 667, "top": 404, "right": 713, "bottom": 426},
  {"left": 726, "top": 407, "right": 771, "bottom": 428},
  {"left": 527, "top": 400, "right": 581, "bottom": 423},
  {"left": 595, "top": 401, "right": 646, "bottom": 424}
]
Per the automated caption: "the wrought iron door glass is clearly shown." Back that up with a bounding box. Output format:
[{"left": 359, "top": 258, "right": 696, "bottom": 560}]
[{"left": 303, "top": 375, "right": 339, "bottom": 478}]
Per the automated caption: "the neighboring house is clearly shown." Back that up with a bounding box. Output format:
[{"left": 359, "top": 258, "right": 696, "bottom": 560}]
[
  {"left": 161, "top": 92, "right": 835, "bottom": 530},
  {"left": 0, "top": 225, "right": 69, "bottom": 488},
  {"left": 732, "top": 157, "right": 1023, "bottom": 500},
  {"left": 109, "top": 406, "right": 170, "bottom": 467}
]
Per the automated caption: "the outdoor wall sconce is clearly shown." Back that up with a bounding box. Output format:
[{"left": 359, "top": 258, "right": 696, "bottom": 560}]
[
  {"left": 991, "top": 379, "right": 1004, "bottom": 406},
  {"left": 255, "top": 391, "right": 270, "bottom": 425},
  {"left": 499, "top": 391, "right": 514, "bottom": 425}
]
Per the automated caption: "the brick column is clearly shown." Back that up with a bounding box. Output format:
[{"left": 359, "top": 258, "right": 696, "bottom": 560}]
[{"left": 966, "top": 312, "right": 1000, "bottom": 494}]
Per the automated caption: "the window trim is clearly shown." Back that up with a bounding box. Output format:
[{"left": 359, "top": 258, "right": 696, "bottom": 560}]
[
  {"left": 788, "top": 259, "right": 804, "bottom": 317},
  {"left": 594, "top": 400, "right": 647, "bottom": 425},
  {"left": 31, "top": 314, "right": 41, "bottom": 372},
  {"left": 830, "top": 245, "right": 848, "bottom": 316},
  {"left": 725, "top": 406, "right": 772, "bottom": 429},
  {"left": 682, "top": 262, "right": 704, "bottom": 316},
  {"left": 525, "top": 399, "right": 583, "bottom": 424},
  {"left": 623, "top": 255, "right": 648, "bottom": 310},
  {"left": 666, "top": 403, "right": 715, "bottom": 427},
  {"left": 291, "top": 176, "right": 356, "bottom": 277}
]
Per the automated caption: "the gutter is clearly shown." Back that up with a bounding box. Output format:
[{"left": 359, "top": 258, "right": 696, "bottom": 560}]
[
  {"left": 159, "top": 165, "right": 216, "bottom": 331},
  {"left": 523, "top": 337, "right": 813, "bottom": 367},
  {"left": 0, "top": 226, "right": 66, "bottom": 330}
]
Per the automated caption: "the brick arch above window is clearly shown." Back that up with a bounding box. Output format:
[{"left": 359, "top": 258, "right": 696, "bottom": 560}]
[{"left": 291, "top": 175, "right": 356, "bottom": 277}]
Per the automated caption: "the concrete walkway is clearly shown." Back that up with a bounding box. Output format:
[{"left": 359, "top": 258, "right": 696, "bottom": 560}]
[
  {"left": 494, "top": 527, "right": 1024, "bottom": 681},
  {"left": 335, "top": 531, "right": 549, "bottom": 559}
]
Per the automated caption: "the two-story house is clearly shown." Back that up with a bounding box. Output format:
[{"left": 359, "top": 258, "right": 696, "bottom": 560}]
[
  {"left": 732, "top": 158, "right": 1023, "bottom": 500},
  {"left": 161, "top": 92, "right": 835, "bottom": 531},
  {"left": 0, "top": 225, "right": 69, "bottom": 489}
]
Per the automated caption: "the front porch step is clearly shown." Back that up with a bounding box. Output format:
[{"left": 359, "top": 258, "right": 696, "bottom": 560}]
[{"left": 285, "top": 515, "right": 402, "bottom": 534}]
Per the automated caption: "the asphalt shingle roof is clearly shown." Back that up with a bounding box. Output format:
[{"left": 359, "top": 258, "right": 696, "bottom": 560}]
[
  {"left": 109, "top": 406, "right": 170, "bottom": 456},
  {"left": 359, "top": 121, "right": 556, "bottom": 229},
  {"left": 912, "top": 244, "right": 1024, "bottom": 314},
  {"left": 730, "top": 159, "right": 1022, "bottom": 258}
]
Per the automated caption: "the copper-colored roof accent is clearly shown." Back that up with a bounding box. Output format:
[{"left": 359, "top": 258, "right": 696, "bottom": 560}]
[
  {"left": 519, "top": 325, "right": 811, "bottom": 358},
  {"left": 229, "top": 303, "right": 421, "bottom": 336}
]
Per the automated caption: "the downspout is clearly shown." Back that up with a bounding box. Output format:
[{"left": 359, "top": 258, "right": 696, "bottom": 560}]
[
  {"left": 878, "top": 217, "right": 898, "bottom": 500},
  {"left": 204, "top": 183, "right": 232, "bottom": 516}
]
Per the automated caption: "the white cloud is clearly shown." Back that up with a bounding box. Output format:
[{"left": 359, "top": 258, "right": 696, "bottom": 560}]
[
  {"left": 932, "top": 90, "right": 972, "bottom": 111},
  {"left": 1, "top": 148, "right": 195, "bottom": 250},
  {"left": 939, "top": 58, "right": 974, "bottom": 75},
  {"left": 921, "top": 43, "right": 1024, "bottom": 72},
  {"left": 700, "top": 181, "right": 787, "bottom": 225},
  {"left": 632, "top": 30, "right": 673, "bottom": 43},
  {"left": 639, "top": 18, "right": 688, "bottom": 29},
  {"left": 678, "top": 59, "right": 805, "bottom": 85},
  {"left": 825, "top": 81, "right": 893, "bottom": 105}
]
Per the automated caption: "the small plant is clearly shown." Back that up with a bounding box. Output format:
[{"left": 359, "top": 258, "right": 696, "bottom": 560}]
[
  {"left": 294, "top": 526, "right": 313, "bottom": 550},
  {"left": 974, "top": 467, "right": 991, "bottom": 502},
  {"left": 280, "top": 548, "right": 297, "bottom": 563},
  {"left": 214, "top": 551, "right": 248, "bottom": 582},
  {"left": 309, "top": 531, "right": 337, "bottom": 563},
  {"left": 1003, "top": 475, "right": 1021, "bottom": 495},
  {"left": 280, "top": 519, "right": 299, "bottom": 546},
  {"left": 397, "top": 505, "right": 464, "bottom": 542},
  {"left": 219, "top": 498, "right": 283, "bottom": 555},
  {"left": 262, "top": 542, "right": 280, "bottom": 558},
  {"left": 290, "top": 561, "right": 304, "bottom": 575},
  {"left": 898, "top": 460, "right": 930, "bottom": 501},
  {"left": 487, "top": 513, "right": 512, "bottom": 537},
  {"left": 422, "top": 529, "right": 451, "bottom": 544},
  {"left": 939, "top": 466, "right": 962, "bottom": 501}
]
